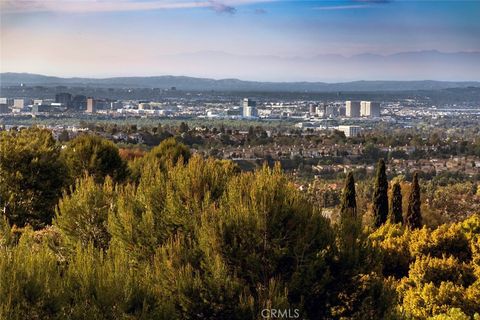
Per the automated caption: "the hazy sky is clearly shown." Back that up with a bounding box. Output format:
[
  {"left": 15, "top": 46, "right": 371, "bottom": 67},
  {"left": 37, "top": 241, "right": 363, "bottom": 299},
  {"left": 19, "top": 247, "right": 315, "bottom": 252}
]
[{"left": 1, "top": 0, "right": 480, "bottom": 81}]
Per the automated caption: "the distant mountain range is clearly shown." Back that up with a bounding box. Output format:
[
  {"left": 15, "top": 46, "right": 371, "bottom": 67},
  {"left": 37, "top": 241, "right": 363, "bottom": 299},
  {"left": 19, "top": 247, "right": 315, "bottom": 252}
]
[{"left": 1, "top": 72, "right": 479, "bottom": 93}]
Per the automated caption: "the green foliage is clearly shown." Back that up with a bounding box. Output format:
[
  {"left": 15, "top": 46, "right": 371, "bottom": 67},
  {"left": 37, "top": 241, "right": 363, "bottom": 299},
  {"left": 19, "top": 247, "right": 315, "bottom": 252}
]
[
  {"left": 109, "top": 155, "right": 237, "bottom": 261},
  {"left": 341, "top": 171, "right": 357, "bottom": 218},
  {"left": 2, "top": 137, "right": 480, "bottom": 319},
  {"left": 144, "top": 137, "right": 191, "bottom": 166},
  {"left": 406, "top": 172, "right": 422, "bottom": 229},
  {"left": 373, "top": 159, "right": 389, "bottom": 227},
  {"left": 62, "top": 134, "right": 128, "bottom": 184},
  {"left": 390, "top": 182, "right": 404, "bottom": 224},
  {"left": 0, "top": 228, "right": 65, "bottom": 320},
  {"left": 0, "top": 128, "right": 67, "bottom": 228},
  {"left": 129, "top": 137, "right": 191, "bottom": 181},
  {"left": 200, "top": 163, "right": 333, "bottom": 288},
  {"left": 55, "top": 175, "right": 115, "bottom": 250}
]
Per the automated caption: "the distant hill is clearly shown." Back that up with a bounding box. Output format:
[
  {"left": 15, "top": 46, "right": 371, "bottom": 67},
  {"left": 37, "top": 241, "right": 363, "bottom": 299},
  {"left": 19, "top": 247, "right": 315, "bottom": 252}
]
[{"left": 1, "top": 72, "right": 479, "bottom": 92}]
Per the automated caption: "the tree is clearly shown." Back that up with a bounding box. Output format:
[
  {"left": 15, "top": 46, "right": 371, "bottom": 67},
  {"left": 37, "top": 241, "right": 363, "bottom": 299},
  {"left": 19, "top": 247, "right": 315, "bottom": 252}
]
[
  {"left": 390, "top": 182, "right": 403, "bottom": 224},
  {"left": 406, "top": 172, "right": 422, "bottom": 229},
  {"left": 373, "top": 159, "right": 389, "bottom": 227},
  {"left": 55, "top": 175, "right": 114, "bottom": 250},
  {"left": 62, "top": 134, "right": 128, "bottom": 184},
  {"left": 149, "top": 137, "right": 190, "bottom": 164},
  {"left": 179, "top": 122, "right": 189, "bottom": 133},
  {"left": 58, "top": 129, "right": 70, "bottom": 142},
  {"left": 0, "top": 128, "right": 67, "bottom": 228},
  {"left": 341, "top": 172, "right": 357, "bottom": 217}
]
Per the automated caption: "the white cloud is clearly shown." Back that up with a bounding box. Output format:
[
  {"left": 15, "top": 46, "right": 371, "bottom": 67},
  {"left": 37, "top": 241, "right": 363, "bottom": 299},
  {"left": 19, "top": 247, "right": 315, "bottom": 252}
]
[
  {"left": 0, "top": 0, "right": 274, "bottom": 14},
  {"left": 314, "top": 4, "right": 371, "bottom": 10}
]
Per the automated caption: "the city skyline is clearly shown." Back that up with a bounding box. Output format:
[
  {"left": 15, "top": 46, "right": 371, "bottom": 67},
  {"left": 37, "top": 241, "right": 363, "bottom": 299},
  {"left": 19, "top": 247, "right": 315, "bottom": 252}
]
[{"left": 1, "top": 0, "right": 480, "bottom": 81}]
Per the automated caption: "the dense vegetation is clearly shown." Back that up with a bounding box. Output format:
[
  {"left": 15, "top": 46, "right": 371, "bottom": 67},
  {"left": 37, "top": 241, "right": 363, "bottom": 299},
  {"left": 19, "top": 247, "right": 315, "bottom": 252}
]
[{"left": 1, "top": 128, "right": 480, "bottom": 319}]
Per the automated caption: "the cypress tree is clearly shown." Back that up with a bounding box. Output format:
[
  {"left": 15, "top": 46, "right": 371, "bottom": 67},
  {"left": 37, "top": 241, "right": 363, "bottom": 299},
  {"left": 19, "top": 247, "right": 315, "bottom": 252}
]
[
  {"left": 372, "top": 159, "right": 389, "bottom": 227},
  {"left": 389, "top": 182, "right": 403, "bottom": 224},
  {"left": 341, "top": 172, "right": 357, "bottom": 217},
  {"left": 405, "top": 172, "right": 422, "bottom": 229}
]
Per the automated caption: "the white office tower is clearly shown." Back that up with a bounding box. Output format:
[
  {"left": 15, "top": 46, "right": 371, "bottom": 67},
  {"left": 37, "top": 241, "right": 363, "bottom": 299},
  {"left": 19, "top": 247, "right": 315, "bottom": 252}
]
[
  {"left": 338, "top": 125, "right": 362, "bottom": 138},
  {"left": 13, "top": 99, "right": 25, "bottom": 109},
  {"left": 242, "top": 98, "right": 258, "bottom": 118},
  {"left": 360, "top": 101, "right": 381, "bottom": 117},
  {"left": 345, "top": 101, "right": 361, "bottom": 118}
]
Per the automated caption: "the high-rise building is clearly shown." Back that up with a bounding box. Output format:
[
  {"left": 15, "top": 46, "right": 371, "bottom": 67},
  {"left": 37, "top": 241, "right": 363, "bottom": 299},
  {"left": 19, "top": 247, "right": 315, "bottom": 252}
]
[
  {"left": 0, "top": 103, "right": 9, "bottom": 113},
  {"left": 72, "top": 95, "right": 87, "bottom": 110},
  {"left": 242, "top": 98, "right": 258, "bottom": 118},
  {"left": 338, "top": 125, "right": 362, "bottom": 138},
  {"left": 13, "top": 99, "right": 25, "bottom": 109},
  {"left": 55, "top": 93, "right": 72, "bottom": 107},
  {"left": 324, "top": 105, "right": 338, "bottom": 118},
  {"left": 309, "top": 104, "right": 317, "bottom": 115},
  {"left": 345, "top": 101, "right": 361, "bottom": 118},
  {"left": 86, "top": 97, "right": 96, "bottom": 113},
  {"left": 360, "top": 101, "right": 381, "bottom": 117}
]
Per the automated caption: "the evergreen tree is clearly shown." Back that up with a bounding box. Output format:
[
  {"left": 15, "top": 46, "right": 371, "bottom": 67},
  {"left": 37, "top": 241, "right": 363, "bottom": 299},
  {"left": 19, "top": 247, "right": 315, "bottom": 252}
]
[
  {"left": 390, "top": 182, "right": 403, "bottom": 224},
  {"left": 55, "top": 175, "right": 114, "bottom": 249},
  {"left": 0, "top": 128, "right": 68, "bottom": 228},
  {"left": 62, "top": 134, "right": 128, "bottom": 184},
  {"left": 406, "top": 172, "right": 422, "bottom": 229},
  {"left": 372, "top": 159, "right": 389, "bottom": 227},
  {"left": 341, "top": 172, "right": 357, "bottom": 217},
  {"left": 129, "top": 137, "right": 191, "bottom": 181},
  {"left": 179, "top": 122, "right": 189, "bottom": 133}
]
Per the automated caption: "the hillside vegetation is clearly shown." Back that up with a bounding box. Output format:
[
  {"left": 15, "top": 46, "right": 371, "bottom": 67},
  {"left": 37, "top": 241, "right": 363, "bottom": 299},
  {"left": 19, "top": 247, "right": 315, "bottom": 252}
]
[{"left": 1, "top": 128, "right": 480, "bottom": 319}]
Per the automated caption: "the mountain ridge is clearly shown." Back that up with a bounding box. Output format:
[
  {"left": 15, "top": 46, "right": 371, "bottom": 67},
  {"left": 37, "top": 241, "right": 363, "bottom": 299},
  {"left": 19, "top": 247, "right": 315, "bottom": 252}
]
[{"left": 1, "top": 72, "right": 479, "bottom": 92}]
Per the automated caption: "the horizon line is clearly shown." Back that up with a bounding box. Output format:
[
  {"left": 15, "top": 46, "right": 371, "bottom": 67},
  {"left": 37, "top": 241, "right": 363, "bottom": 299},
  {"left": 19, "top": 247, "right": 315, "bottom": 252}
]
[{"left": 1, "top": 72, "right": 480, "bottom": 84}]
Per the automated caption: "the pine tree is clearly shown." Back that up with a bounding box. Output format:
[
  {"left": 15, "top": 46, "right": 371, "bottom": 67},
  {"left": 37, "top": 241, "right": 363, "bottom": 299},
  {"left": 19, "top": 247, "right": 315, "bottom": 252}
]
[
  {"left": 61, "top": 134, "right": 128, "bottom": 184},
  {"left": 0, "top": 128, "right": 68, "bottom": 228},
  {"left": 341, "top": 172, "right": 357, "bottom": 217},
  {"left": 405, "top": 172, "right": 422, "bottom": 229},
  {"left": 389, "top": 182, "right": 403, "bottom": 224},
  {"left": 372, "top": 159, "right": 389, "bottom": 227}
]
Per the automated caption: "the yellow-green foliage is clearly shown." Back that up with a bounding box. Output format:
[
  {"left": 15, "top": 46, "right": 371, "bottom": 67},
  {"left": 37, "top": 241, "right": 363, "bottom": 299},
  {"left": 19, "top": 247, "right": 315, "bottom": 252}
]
[
  {"left": 428, "top": 308, "right": 474, "bottom": 320},
  {"left": 370, "top": 222, "right": 412, "bottom": 278},
  {"left": 55, "top": 175, "right": 115, "bottom": 250},
  {"left": 0, "top": 229, "right": 65, "bottom": 320},
  {"left": 408, "top": 255, "right": 474, "bottom": 287},
  {"left": 371, "top": 215, "right": 480, "bottom": 319},
  {"left": 409, "top": 223, "right": 471, "bottom": 261}
]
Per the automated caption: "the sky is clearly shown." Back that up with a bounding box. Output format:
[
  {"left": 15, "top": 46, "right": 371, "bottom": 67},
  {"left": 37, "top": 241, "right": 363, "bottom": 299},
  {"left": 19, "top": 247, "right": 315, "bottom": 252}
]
[{"left": 1, "top": 0, "right": 480, "bottom": 81}]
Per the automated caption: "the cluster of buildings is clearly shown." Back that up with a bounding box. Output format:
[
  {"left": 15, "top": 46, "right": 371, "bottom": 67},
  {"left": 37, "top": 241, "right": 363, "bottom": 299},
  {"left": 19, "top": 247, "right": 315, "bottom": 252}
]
[
  {"left": 345, "top": 101, "right": 381, "bottom": 118},
  {"left": 0, "top": 95, "right": 97, "bottom": 114},
  {"left": 242, "top": 98, "right": 258, "bottom": 118},
  {"left": 2, "top": 94, "right": 383, "bottom": 122}
]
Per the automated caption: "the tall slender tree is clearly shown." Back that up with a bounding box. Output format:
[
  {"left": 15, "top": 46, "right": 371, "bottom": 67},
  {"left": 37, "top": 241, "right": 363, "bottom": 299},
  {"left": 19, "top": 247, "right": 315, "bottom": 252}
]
[
  {"left": 372, "top": 159, "right": 389, "bottom": 227},
  {"left": 389, "top": 182, "right": 403, "bottom": 224},
  {"left": 341, "top": 172, "right": 357, "bottom": 218},
  {"left": 405, "top": 172, "right": 422, "bottom": 229}
]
